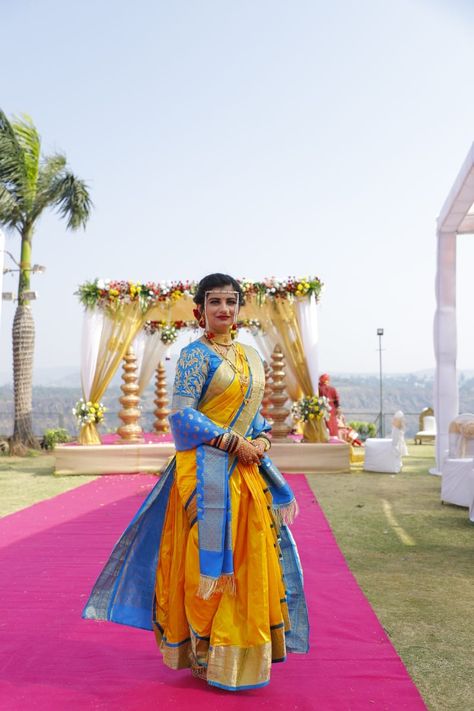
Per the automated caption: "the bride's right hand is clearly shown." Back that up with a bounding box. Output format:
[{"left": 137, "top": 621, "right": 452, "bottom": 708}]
[{"left": 236, "top": 439, "right": 261, "bottom": 466}]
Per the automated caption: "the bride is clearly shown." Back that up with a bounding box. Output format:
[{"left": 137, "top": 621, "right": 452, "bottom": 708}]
[{"left": 83, "top": 272, "right": 309, "bottom": 691}]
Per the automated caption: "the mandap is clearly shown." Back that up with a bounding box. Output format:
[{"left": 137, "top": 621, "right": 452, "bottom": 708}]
[{"left": 76, "top": 276, "right": 323, "bottom": 445}]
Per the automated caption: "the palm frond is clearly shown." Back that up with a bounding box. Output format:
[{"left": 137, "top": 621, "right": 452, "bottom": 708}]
[
  {"left": 10, "top": 114, "right": 41, "bottom": 211},
  {"left": 50, "top": 172, "right": 93, "bottom": 229},
  {"left": 0, "top": 109, "right": 93, "bottom": 234},
  {"left": 0, "top": 109, "right": 27, "bottom": 217},
  {"left": 32, "top": 153, "right": 67, "bottom": 220},
  {"left": 0, "top": 187, "right": 22, "bottom": 228}
]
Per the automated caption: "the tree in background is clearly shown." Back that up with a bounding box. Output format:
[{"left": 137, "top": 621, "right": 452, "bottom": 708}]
[{"left": 0, "top": 110, "right": 92, "bottom": 453}]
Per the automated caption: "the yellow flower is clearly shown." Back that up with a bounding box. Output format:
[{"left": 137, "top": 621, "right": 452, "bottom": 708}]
[{"left": 309, "top": 413, "right": 315, "bottom": 420}]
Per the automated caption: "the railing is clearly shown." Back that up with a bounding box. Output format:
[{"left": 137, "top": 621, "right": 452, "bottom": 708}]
[
  {"left": 0, "top": 406, "right": 424, "bottom": 439},
  {"left": 343, "top": 411, "right": 421, "bottom": 438}
]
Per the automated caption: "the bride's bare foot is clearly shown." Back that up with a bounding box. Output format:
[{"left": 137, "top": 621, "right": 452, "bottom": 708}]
[{"left": 191, "top": 664, "right": 207, "bottom": 681}]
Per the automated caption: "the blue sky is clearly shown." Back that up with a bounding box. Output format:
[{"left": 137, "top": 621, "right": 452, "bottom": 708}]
[{"left": 1, "top": 0, "right": 474, "bottom": 379}]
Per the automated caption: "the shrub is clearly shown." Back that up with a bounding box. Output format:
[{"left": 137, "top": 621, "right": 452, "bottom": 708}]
[
  {"left": 348, "top": 421, "right": 377, "bottom": 441},
  {"left": 41, "top": 428, "right": 71, "bottom": 450}
]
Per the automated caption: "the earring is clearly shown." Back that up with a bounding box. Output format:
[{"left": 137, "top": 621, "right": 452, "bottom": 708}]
[{"left": 193, "top": 308, "right": 206, "bottom": 329}]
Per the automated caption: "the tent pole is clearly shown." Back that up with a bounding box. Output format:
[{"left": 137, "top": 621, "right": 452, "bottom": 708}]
[{"left": 432, "top": 230, "right": 458, "bottom": 475}]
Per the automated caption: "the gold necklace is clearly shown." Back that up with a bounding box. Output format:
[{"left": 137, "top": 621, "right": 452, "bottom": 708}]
[
  {"left": 208, "top": 339, "right": 251, "bottom": 400},
  {"left": 212, "top": 340, "right": 233, "bottom": 348}
]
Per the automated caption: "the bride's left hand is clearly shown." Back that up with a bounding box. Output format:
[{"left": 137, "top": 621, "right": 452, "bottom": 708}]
[{"left": 251, "top": 440, "right": 266, "bottom": 459}]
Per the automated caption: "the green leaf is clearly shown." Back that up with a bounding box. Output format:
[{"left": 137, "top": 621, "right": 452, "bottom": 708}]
[
  {"left": 50, "top": 172, "right": 93, "bottom": 229},
  {"left": 0, "top": 108, "right": 92, "bottom": 234}
]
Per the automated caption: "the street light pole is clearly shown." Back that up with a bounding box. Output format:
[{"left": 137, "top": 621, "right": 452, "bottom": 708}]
[{"left": 377, "top": 328, "right": 384, "bottom": 437}]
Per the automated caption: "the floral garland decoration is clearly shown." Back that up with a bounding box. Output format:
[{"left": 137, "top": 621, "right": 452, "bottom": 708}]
[
  {"left": 143, "top": 320, "right": 197, "bottom": 340},
  {"left": 239, "top": 276, "right": 323, "bottom": 305},
  {"left": 76, "top": 276, "right": 323, "bottom": 311},
  {"left": 291, "top": 395, "right": 331, "bottom": 423},
  {"left": 73, "top": 399, "right": 107, "bottom": 426},
  {"left": 160, "top": 324, "right": 178, "bottom": 345},
  {"left": 237, "top": 318, "right": 263, "bottom": 335},
  {"left": 142, "top": 318, "right": 263, "bottom": 339},
  {"left": 76, "top": 279, "right": 196, "bottom": 312}
]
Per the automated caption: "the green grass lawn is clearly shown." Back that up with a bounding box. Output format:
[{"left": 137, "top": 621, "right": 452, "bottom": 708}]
[
  {"left": 1, "top": 443, "right": 472, "bottom": 710},
  {"left": 306, "top": 443, "right": 474, "bottom": 711},
  {"left": 0, "top": 452, "right": 97, "bottom": 517}
]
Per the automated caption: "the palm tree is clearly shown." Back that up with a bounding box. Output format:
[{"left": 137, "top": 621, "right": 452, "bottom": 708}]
[{"left": 0, "top": 110, "right": 92, "bottom": 454}]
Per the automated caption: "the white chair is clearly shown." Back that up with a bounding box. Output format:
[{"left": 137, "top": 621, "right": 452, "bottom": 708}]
[
  {"left": 414, "top": 407, "right": 436, "bottom": 445},
  {"left": 441, "top": 414, "right": 474, "bottom": 508},
  {"left": 469, "top": 497, "right": 474, "bottom": 524},
  {"left": 363, "top": 411, "right": 408, "bottom": 474}
]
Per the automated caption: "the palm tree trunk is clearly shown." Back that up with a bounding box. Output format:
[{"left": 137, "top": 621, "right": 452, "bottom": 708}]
[
  {"left": 10, "top": 226, "right": 39, "bottom": 453},
  {"left": 11, "top": 305, "right": 38, "bottom": 452}
]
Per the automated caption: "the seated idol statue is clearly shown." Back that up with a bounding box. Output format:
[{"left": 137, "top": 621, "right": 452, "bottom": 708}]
[{"left": 82, "top": 272, "right": 309, "bottom": 691}]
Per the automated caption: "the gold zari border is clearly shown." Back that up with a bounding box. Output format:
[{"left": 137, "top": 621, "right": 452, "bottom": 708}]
[
  {"left": 153, "top": 623, "right": 191, "bottom": 670},
  {"left": 190, "top": 628, "right": 210, "bottom": 667},
  {"left": 207, "top": 641, "right": 273, "bottom": 689},
  {"left": 270, "top": 625, "right": 286, "bottom": 661},
  {"left": 231, "top": 344, "right": 265, "bottom": 437}
]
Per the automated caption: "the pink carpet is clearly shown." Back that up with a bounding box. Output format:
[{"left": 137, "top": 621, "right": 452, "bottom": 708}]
[{"left": 0, "top": 475, "right": 426, "bottom": 710}]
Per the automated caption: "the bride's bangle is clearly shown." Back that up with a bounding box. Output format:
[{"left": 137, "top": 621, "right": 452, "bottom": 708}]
[
  {"left": 254, "top": 434, "right": 271, "bottom": 451},
  {"left": 210, "top": 431, "right": 241, "bottom": 454}
]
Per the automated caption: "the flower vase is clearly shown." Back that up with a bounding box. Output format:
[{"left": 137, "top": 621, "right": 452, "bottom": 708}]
[{"left": 302, "top": 417, "right": 329, "bottom": 443}]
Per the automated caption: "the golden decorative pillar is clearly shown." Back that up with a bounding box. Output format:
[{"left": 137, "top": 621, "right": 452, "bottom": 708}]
[
  {"left": 117, "top": 346, "right": 144, "bottom": 442},
  {"left": 153, "top": 361, "right": 170, "bottom": 433},
  {"left": 260, "top": 360, "right": 273, "bottom": 423},
  {"left": 269, "top": 345, "right": 291, "bottom": 441}
]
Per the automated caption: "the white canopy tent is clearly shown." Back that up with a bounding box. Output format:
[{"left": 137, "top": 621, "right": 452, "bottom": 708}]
[{"left": 434, "top": 143, "right": 474, "bottom": 474}]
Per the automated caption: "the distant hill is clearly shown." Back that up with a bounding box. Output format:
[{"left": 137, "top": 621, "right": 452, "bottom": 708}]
[{"left": 0, "top": 366, "right": 81, "bottom": 388}]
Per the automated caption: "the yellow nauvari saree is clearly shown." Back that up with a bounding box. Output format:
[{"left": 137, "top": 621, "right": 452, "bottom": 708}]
[{"left": 83, "top": 338, "right": 309, "bottom": 691}]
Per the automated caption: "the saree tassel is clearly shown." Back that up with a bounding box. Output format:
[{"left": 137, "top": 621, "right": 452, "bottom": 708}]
[
  {"left": 273, "top": 499, "right": 299, "bottom": 526},
  {"left": 196, "top": 574, "right": 236, "bottom": 600}
]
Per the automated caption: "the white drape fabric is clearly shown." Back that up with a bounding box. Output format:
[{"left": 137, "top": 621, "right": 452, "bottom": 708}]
[
  {"left": 296, "top": 295, "right": 319, "bottom": 393},
  {"left": 241, "top": 304, "right": 300, "bottom": 400},
  {"left": 391, "top": 411, "right": 408, "bottom": 456},
  {"left": 447, "top": 413, "right": 474, "bottom": 458},
  {"left": 364, "top": 411, "right": 407, "bottom": 473},
  {"left": 251, "top": 329, "right": 296, "bottom": 398},
  {"left": 80, "top": 308, "right": 106, "bottom": 400},
  {"left": 252, "top": 332, "right": 274, "bottom": 364},
  {"left": 133, "top": 330, "right": 147, "bottom": 379},
  {"left": 434, "top": 231, "right": 458, "bottom": 474},
  {"left": 391, "top": 426, "right": 408, "bottom": 457},
  {"left": 441, "top": 459, "right": 474, "bottom": 507},
  {"left": 132, "top": 330, "right": 168, "bottom": 395}
]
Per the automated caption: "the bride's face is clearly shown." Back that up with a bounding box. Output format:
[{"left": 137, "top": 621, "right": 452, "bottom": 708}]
[{"left": 204, "top": 286, "right": 239, "bottom": 334}]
